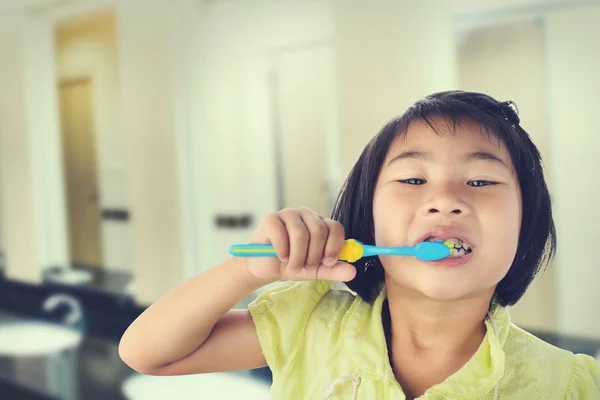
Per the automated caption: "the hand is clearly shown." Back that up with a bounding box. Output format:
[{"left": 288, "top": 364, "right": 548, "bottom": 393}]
[{"left": 244, "top": 207, "right": 357, "bottom": 283}]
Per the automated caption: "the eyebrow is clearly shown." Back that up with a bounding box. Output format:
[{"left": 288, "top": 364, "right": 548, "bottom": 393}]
[
  {"left": 465, "top": 151, "right": 509, "bottom": 169},
  {"left": 387, "top": 150, "right": 510, "bottom": 169}
]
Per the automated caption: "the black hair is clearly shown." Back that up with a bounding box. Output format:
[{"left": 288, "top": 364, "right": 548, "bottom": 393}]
[{"left": 331, "top": 90, "right": 556, "bottom": 307}]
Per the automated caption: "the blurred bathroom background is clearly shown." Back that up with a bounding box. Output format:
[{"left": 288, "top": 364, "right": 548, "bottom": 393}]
[{"left": 0, "top": 0, "right": 599, "bottom": 398}]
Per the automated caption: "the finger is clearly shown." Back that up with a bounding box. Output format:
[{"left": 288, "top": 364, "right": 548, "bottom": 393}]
[
  {"left": 315, "top": 261, "right": 356, "bottom": 282},
  {"left": 300, "top": 210, "right": 329, "bottom": 270},
  {"left": 280, "top": 209, "right": 309, "bottom": 271},
  {"left": 264, "top": 213, "right": 289, "bottom": 262},
  {"left": 322, "top": 219, "right": 345, "bottom": 267}
]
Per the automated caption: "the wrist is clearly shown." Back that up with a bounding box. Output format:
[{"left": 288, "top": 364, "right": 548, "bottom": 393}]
[{"left": 227, "top": 257, "right": 278, "bottom": 291}]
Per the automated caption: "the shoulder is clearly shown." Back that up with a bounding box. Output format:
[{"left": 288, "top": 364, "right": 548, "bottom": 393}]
[
  {"left": 567, "top": 352, "right": 600, "bottom": 398},
  {"left": 503, "top": 323, "right": 600, "bottom": 398},
  {"left": 505, "top": 323, "right": 573, "bottom": 362},
  {"left": 248, "top": 280, "right": 357, "bottom": 373}
]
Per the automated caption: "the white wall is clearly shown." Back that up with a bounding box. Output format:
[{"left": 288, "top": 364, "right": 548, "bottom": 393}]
[
  {"left": 55, "top": 11, "right": 132, "bottom": 272},
  {"left": 546, "top": 3, "right": 600, "bottom": 339},
  {"left": 331, "top": 0, "right": 457, "bottom": 173},
  {"left": 457, "top": 20, "right": 557, "bottom": 332}
]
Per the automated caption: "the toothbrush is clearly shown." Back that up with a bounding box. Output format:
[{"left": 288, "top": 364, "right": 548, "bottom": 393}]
[{"left": 228, "top": 239, "right": 454, "bottom": 262}]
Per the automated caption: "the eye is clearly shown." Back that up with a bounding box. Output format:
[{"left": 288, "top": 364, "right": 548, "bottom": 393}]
[
  {"left": 399, "top": 178, "right": 426, "bottom": 185},
  {"left": 468, "top": 180, "right": 497, "bottom": 187}
]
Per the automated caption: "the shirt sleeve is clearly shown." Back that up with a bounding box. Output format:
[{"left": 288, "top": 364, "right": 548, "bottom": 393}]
[
  {"left": 566, "top": 353, "right": 600, "bottom": 399},
  {"left": 248, "top": 280, "right": 332, "bottom": 375}
]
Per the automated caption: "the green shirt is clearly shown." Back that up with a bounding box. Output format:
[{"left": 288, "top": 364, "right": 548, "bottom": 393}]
[{"left": 249, "top": 280, "right": 600, "bottom": 399}]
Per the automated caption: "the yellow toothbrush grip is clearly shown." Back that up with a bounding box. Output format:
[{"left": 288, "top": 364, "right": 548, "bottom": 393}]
[{"left": 337, "top": 239, "right": 364, "bottom": 263}]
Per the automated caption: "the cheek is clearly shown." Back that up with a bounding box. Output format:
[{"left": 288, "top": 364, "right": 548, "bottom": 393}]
[
  {"left": 483, "top": 189, "right": 522, "bottom": 264},
  {"left": 372, "top": 188, "right": 414, "bottom": 246}
]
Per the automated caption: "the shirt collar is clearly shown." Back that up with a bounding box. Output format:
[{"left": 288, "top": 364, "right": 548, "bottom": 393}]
[{"left": 340, "top": 285, "right": 509, "bottom": 398}]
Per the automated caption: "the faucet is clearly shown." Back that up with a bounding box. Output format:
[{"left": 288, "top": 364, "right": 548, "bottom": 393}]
[{"left": 43, "top": 293, "right": 84, "bottom": 327}]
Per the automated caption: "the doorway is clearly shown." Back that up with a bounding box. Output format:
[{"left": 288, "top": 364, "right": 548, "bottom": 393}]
[{"left": 58, "top": 78, "right": 103, "bottom": 268}]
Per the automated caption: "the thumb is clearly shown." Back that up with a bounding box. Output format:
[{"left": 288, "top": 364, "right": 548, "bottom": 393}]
[{"left": 316, "top": 262, "right": 357, "bottom": 282}]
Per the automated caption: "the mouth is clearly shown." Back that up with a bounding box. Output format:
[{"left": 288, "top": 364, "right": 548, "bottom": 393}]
[
  {"left": 423, "top": 237, "right": 473, "bottom": 258},
  {"left": 415, "top": 229, "right": 475, "bottom": 259}
]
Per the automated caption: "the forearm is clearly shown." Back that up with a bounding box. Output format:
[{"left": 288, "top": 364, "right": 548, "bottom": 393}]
[{"left": 118, "top": 257, "right": 271, "bottom": 371}]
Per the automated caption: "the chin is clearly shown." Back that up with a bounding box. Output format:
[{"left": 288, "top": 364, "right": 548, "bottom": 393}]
[
  {"left": 411, "top": 276, "right": 500, "bottom": 303},
  {"left": 384, "top": 255, "right": 506, "bottom": 301},
  {"left": 416, "top": 285, "right": 475, "bottom": 301},
  {"left": 387, "top": 271, "right": 479, "bottom": 301}
]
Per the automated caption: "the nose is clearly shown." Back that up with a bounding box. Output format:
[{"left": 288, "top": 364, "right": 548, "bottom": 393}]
[{"left": 422, "top": 188, "right": 470, "bottom": 217}]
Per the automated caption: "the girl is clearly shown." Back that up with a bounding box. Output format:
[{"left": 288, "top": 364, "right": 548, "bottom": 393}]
[{"left": 119, "top": 91, "right": 600, "bottom": 399}]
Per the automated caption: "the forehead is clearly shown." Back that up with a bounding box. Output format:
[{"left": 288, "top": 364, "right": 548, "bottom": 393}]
[{"left": 386, "top": 117, "right": 512, "bottom": 164}]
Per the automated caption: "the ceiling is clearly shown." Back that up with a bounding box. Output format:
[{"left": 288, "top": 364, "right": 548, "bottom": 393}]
[
  {"left": 1, "top": 0, "right": 598, "bottom": 25},
  {"left": 0, "top": 0, "right": 593, "bottom": 14}
]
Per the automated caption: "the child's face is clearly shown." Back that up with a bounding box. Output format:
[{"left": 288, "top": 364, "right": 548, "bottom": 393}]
[{"left": 373, "top": 117, "right": 522, "bottom": 301}]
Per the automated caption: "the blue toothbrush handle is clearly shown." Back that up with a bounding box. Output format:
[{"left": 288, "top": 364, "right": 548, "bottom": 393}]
[
  {"left": 362, "top": 245, "right": 413, "bottom": 257},
  {"left": 363, "top": 242, "right": 450, "bottom": 261},
  {"left": 228, "top": 244, "right": 277, "bottom": 257}
]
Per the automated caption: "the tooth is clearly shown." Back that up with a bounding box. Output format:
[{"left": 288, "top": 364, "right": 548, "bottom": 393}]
[
  {"left": 426, "top": 238, "right": 443, "bottom": 243},
  {"left": 448, "top": 247, "right": 468, "bottom": 258},
  {"left": 425, "top": 237, "right": 443, "bottom": 243},
  {"left": 424, "top": 237, "right": 470, "bottom": 251},
  {"left": 448, "top": 238, "right": 461, "bottom": 247}
]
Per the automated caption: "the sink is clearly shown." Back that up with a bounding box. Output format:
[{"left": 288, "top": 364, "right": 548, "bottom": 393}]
[
  {"left": 122, "top": 372, "right": 271, "bottom": 400},
  {"left": 45, "top": 269, "right": 94, "bottom": 285},
  {"left": 0, "top": 321, "right": 83, "bottom": 356},
  {"left": 0, "top": 321, "right": 83, "bottom": 400}
]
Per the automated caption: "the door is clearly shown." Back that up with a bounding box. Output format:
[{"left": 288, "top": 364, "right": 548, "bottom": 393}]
[
  {"left": 59, "top": 78, "right": 103, "bottom": 268},
  {"left": 270, "top": 46, "right": 337, "bottom": 217}
]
